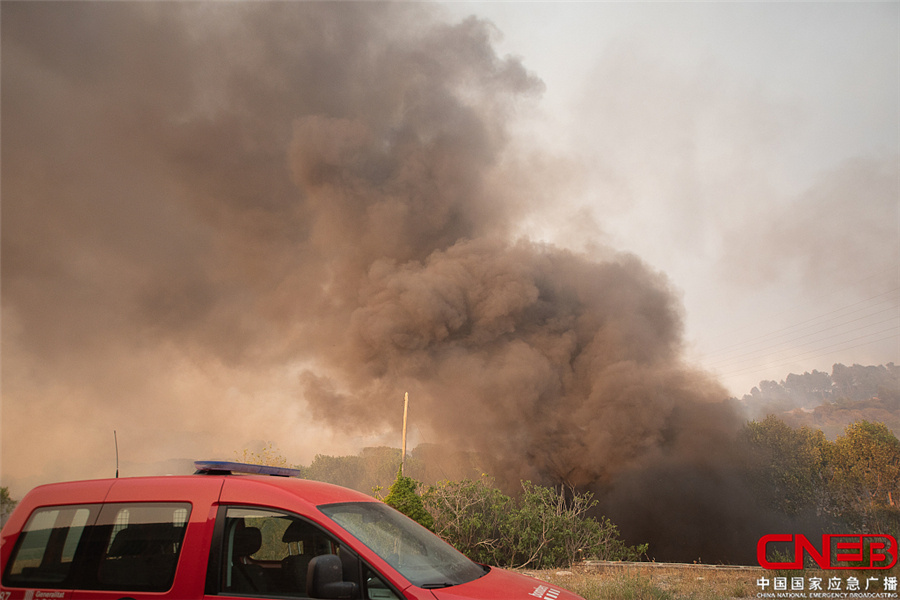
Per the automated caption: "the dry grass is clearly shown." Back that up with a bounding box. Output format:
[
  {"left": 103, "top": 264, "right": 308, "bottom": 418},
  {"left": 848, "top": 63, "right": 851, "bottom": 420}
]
[{"left": 521, "top": 562, "right": 765, "bottom": 600}]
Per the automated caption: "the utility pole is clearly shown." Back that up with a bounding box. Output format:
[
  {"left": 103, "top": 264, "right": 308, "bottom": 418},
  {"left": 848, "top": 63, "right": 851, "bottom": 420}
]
[{"left": 401, "top": 392, "right": 409, "bottom": 476}]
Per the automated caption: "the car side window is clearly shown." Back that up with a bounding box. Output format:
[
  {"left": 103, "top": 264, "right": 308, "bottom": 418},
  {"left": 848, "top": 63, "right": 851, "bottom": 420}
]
[
  {"left": 2, "top": 502, "right": 190, "bottom": 593},
  {"left": 218, "top": 506, "right": 357, "bottom": 598},
  {"left": 94, "top": 502, "right": 190, "bottom": 591},
  {"left": 2, "top": 505, "right": 97, "bottom": 587}
]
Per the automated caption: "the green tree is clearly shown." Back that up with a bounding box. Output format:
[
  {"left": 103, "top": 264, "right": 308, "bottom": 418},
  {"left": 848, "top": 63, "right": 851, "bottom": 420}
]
[
  {"left": 235, "top": 442, "right": 299, "bottom": 471},
  {"left": 740, "top": 415, "right": 830, "bottom": 518},
  {"left": 385, "top": 471, "right": 434, "bottom": 531},
  {"left": 305, "top": 447, "right": 411, "bottom": 494},
  {"left": 305, "top": 453, "right": 365, "bottom": 490},
  {"left": 1, "top": 487, "right": 17, "bottom": 526},
  {"left": 827, "top": 420, "right": 900, "bottom": 532}
]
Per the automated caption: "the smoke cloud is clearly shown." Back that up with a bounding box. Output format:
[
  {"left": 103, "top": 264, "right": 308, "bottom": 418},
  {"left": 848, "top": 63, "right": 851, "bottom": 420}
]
[{"left": 4, "top": 2, "right": 765, "bottom": 561}]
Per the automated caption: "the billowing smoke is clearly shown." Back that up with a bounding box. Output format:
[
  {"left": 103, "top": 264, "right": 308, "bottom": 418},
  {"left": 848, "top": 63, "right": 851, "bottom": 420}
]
[{"left": 4, "top": 2, "right": 765, "bottom": 561}]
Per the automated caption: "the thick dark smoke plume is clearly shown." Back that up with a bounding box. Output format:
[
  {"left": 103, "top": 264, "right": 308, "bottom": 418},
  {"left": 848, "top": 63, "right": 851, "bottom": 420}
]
[{"left": 4, "top": 3, "right": 765, "bottom": 561}]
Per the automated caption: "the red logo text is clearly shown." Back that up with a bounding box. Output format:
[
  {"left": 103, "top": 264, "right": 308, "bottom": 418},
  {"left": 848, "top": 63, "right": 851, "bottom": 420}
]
[{"left": 758, "top": 534, "right": 898, "bottom": 570}]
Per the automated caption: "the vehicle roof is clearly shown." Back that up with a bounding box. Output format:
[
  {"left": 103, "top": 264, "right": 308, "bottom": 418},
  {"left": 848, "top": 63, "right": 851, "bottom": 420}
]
[
  {"left": 14, "top": 473, "right": 377, "bottom": 510},
  {"left": 219, "top": 473, "right": 378, "bottom": 506}
]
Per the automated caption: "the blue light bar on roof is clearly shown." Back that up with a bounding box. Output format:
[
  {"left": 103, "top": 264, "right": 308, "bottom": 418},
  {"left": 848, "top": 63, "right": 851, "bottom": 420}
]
[{"left": 193, "top": 460, "right": 304, "bottom": 478}]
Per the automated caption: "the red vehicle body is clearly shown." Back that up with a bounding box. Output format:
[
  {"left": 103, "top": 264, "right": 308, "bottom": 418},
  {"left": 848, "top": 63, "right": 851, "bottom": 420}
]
[{"left": 0, "top": 462, "right": 584, "bottom": 600}]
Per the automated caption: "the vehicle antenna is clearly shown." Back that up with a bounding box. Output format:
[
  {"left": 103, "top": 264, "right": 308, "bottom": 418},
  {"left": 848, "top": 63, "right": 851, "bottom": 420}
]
[{"left": 114, "top": 430, "right": 119, "bottom": 479}]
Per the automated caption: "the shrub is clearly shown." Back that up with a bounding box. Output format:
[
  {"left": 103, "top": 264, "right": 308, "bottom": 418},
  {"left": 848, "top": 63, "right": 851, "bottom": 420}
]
[
  {"left": 384, "top": 471, "right": 434, "bottom": 531},
  {"left": 424, "top": 476, "right": 646, "bottom": 568}
]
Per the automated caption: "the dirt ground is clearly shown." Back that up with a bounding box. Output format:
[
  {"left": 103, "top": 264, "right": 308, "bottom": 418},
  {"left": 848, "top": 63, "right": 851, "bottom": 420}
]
[{"left": 522, "top": 561, "right": 767, "bottom": 600}]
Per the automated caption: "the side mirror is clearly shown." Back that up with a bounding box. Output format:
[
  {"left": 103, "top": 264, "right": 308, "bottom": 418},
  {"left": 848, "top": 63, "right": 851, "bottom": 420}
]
[{"left": 307, "top": 554, "right": 358, "bottom": 599}]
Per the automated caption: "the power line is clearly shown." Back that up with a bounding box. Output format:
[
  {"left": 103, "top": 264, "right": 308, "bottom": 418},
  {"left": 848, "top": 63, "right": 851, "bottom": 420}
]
[
  {"left": 696, "top": 279, "right": 899, "bottom": 386},
  {"left": 715, "top": 329, "right": 900, "bottom": 381},
  {"left": 697, "top": 266, "right": 900, "bottom": 349},
  {"left": 705, "top": 307, "right": 899, "bottom": 372},
  {"left": 702, "top": 286, "right": 900, "bottom": 361}
]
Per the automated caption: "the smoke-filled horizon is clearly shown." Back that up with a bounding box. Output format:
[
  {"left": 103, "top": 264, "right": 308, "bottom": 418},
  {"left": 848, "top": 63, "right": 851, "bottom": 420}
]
[{"left": 2, "top": 2, "right": 896, "bottom": 562}]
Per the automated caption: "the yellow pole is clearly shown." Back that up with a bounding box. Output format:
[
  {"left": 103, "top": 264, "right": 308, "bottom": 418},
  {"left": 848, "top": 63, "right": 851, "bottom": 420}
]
[{"left": 401, "top": 392, "right": 409, "bottom": 475}]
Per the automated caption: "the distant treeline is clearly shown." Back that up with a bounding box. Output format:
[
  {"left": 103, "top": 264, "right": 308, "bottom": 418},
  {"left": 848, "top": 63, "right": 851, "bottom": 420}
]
[
  {"left": 308, "top": 444, "right": 490, "bottom": 496},
  {"left": 740, "top": 363, "right": 900, "bottom": 438},
  {"left": 237, "top": 442, "right": 486, "bottom": 497}
]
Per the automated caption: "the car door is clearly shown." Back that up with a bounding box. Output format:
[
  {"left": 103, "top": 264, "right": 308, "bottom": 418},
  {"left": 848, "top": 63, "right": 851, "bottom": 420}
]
[
  {"left": 67, "top": 477, "right": 222, "bottom": 599},
  {"left": 202, "top": 505, "right": 405, "bottom": 600}
]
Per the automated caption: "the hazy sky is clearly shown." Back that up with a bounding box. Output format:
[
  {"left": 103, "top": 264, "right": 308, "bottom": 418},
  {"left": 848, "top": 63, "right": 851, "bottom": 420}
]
[
  {"left": 440, "top": 1, "right": 899, "bottom": 394},
  {"left": 1, "top": 1, "right": 897, "bottom": 501}
]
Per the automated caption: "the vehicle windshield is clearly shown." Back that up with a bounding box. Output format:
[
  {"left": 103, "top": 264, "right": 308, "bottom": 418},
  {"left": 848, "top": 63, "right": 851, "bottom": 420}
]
[{"left": 319, "top": 502, "right": 486, "bottom": 588}]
